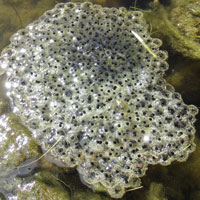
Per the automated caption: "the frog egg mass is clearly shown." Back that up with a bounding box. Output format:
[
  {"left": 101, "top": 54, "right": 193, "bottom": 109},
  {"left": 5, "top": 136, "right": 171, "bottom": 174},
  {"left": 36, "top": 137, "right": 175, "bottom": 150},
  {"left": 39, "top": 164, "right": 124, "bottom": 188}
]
[{"left": 0, "top": 2, "right": 198, "bottom": 198}]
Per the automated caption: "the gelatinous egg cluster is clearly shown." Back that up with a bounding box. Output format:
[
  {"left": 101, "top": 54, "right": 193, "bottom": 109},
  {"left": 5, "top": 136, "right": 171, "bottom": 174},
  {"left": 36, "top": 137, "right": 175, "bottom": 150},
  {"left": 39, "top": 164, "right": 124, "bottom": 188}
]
[{"left": 0, "top": 2, "right": 198, "bottom": 198}]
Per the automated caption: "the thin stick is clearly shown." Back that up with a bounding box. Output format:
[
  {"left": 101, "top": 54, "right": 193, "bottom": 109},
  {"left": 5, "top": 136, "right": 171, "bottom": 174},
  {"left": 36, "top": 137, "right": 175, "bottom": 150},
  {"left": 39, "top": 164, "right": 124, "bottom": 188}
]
[
  {"left": 134, "top": 0, "right": 137, "bottom": 9},
  {"left": 130, "top": 0, "right": 151, "bottom": 13},
  {"left": 52, "top": 174, "right": 72, "bottom": 196},
  {"left": 131, "top": 30, "right": 158, "bottom": 58},
  {"left": 11, "top": 5, "right": 23, "bottom": 28},
  {"left": 16, "top": 136, "right": 63, "bottom": 171},
  {"left": 126, "top": 185, "right": 143, "bottom": 192},
  {"left": 183, "top": 144, "right": 191, "bottom": 151}
]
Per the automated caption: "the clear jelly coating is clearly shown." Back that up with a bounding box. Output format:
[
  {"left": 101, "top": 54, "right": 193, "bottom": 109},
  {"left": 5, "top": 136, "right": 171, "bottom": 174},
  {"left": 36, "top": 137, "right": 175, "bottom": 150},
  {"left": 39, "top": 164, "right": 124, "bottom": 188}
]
[{"left": 0, "top": 2, "right": 198, "bottom": 198}]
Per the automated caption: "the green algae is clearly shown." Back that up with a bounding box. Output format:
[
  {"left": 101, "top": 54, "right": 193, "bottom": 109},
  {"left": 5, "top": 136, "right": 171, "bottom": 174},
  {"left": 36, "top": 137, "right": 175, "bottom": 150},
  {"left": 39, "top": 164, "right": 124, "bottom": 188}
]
[
  {"left": 0, "top": 99, "right": 8, "bottom": 116},
  {"left": 144, "top": 0, "right": 200, "bottom": 60},
  {"left": 60, "top": 172, "right": 112, "bottom": 200},
  {"left": 146, "top": 182, "right": 167, "bottom": 200},
  {"left": 0, "top": 113, "right": 41, "bottom": 178},
  {"left": 17, "top": 171, "right": 70, "bottom": 200},
  {"left": 0, "top": 171, "right": 71, "bottom": 200},
  {"left": 73, "top": 190, "right": 111, "bottom": 200}
]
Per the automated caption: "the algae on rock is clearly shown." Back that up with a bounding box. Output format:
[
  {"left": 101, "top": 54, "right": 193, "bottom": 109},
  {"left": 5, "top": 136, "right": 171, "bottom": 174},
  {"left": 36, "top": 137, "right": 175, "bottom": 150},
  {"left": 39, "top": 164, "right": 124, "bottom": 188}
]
[
  {"left": 0, "top": 171, "right": 70, "bottom": 200},
  {"left": 146, "top": 182, "right": 167, "bottom": 200},
  {"left": 145, "top": 0, "right": 200, "bottom": 59},
  {"left": 17, "top": 171, "right": 70, "bottom": 200},
  {"left": 0, "top": 99, "right": 8, "bottom": 115},
  {"left": 0, "top": 113, "right": 40, "bottom": 178}
]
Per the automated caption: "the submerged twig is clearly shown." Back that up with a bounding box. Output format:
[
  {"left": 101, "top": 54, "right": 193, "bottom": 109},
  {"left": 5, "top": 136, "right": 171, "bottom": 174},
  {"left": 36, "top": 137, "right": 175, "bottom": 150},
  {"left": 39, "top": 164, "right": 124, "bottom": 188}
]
[
  {"left": 16, "top": 136, "right": 63, "bottom": 171},
  {"left": 130, "top": 0, "right": 151, "bottom": 13},
  {"left": 52, "top": 174, "right": 72, "bottom": 198},
  {"left": 131, "top": 30, "right": 158, "bottom": 58},
  {"left": 183, "top": 144, "right": 191, "bottom": 151},
  {"left": 126, "top": 185, "right": 143, "bottom": 192},
  {"left": 10, "top": 5, "right": 23, "bottom": 28}
]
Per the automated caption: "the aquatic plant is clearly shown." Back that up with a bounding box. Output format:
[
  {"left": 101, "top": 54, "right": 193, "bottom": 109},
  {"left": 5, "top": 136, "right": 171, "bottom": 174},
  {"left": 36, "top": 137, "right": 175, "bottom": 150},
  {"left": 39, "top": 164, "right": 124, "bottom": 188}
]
[{"left": 145, "top": 0, "right": 200, "bottom": 59}]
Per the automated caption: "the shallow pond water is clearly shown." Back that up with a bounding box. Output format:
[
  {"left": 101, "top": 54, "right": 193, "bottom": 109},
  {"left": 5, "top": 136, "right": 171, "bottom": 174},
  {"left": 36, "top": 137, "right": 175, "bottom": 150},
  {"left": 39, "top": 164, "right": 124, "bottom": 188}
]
[{"left": 0, "top": 0, "right": 200, "bottom": 200}]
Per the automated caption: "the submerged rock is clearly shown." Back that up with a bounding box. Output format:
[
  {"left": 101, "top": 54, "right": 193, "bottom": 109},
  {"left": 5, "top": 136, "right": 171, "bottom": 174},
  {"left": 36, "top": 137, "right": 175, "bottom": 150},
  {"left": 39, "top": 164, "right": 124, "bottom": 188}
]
[
  {"left": 0, "top": 2, "right": 198, "bottom": 198},
  {"left": 0, "top": 112, "right": 42, "bottom": 199},
  {"left": 0, "top": 113, "right": 40, "bottom": 178},
  {"left": 0, "top": 171, "right": 70, "bottom": 200}
]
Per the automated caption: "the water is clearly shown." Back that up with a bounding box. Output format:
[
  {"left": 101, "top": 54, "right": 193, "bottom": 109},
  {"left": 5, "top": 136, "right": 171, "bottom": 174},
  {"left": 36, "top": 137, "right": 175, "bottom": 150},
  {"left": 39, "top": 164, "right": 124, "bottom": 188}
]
[{"left": 0, "top": 0, "right": 200, "bottom": 200}]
